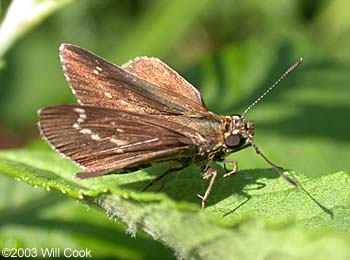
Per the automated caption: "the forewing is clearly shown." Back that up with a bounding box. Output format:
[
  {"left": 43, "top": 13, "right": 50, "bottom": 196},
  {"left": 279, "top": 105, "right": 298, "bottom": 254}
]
[
  {"left": 38, "top": 105, "right": 198, "bottom": 178},
  {"left": 122, "top": 57, "right": 204, "bottom": 106},
  {"left": 60, "top": 44, "right": 207, "bottom": 115}
]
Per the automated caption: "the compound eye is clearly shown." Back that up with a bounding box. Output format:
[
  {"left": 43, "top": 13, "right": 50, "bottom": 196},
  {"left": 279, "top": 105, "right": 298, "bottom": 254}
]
[{"left": 225, "top": 134, "right": 241, "bottom": 148}]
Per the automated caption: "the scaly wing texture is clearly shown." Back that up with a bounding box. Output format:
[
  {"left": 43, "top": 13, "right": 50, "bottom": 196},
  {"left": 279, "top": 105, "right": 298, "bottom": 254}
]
[
  {"left": 38, "top": 105, "right": 199, "bottom": 178},
  {"left": 122, "top": 57, "right": 204, "bottom": 106},
  {"left": 59, "top": 44, "right": 207, "bottom": 115}
]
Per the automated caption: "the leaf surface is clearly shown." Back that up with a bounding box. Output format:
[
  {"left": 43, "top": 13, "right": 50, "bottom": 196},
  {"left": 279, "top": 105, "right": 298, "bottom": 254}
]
[{"left": 0, "top": 149, "right": 349, "bottom": 259}]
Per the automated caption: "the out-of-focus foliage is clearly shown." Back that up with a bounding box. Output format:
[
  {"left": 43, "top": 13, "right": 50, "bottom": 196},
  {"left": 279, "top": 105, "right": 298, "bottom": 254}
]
[
  {"left": 0, "top": 0, "right": 73, "bottom": 64},
  {"left": 0, "top": 0, "right": 349, "bottom": 259}
]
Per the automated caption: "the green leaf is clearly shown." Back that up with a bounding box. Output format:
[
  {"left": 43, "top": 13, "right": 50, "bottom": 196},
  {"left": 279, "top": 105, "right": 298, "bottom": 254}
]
[
  {"left": 0, "top": 149, "right": 349, "bottom": 259},
  {"left": 0, "top": 150, "right": 174, "bottom": 259}
]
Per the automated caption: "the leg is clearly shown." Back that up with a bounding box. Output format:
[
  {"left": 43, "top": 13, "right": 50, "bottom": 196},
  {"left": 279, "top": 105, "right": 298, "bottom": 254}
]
[
  {"left": 222, "top": 159, "right": 238, "bottom": 178},
  {"left": 156, "top": 170, "right": 171, "bottom": 192},
  {"left": 142, "top": 165, "right": 187, "bottom": 192},
  {"left": 197, "top": 167, "right": 218, "bottom": 209}
]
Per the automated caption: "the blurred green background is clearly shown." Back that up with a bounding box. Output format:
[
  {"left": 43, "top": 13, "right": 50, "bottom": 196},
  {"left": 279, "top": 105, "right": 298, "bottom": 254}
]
[{"left": 0, "top": 0, "right": 349, "bottom": 259}]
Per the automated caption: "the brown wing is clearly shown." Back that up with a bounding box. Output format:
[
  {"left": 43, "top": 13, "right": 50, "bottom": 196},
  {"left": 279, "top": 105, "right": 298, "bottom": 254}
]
[
  {"left": 59, "top": 44, "right": 207, "bottom": 115},
  {"left": 122, "top": 57, "right": 204, "bottom": 106},
  {"left": 38, "top": 105, "right": 200, "bottom": 178}
]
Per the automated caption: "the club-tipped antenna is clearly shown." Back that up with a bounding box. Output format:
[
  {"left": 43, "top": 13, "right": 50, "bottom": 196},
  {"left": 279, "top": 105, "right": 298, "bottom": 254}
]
[
  {"left": 250, "top": 142, "right": 298, "bottom": 187},
  {"left": 242, "top": 58, "right": 303, "bottom": 118}
]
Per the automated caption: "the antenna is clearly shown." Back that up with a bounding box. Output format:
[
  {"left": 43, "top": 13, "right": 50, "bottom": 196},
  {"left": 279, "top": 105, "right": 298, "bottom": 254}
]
[
  {"left": 242, "top": 58, "right": 303, "bottom": 118},
  {"left": 251, "top": 142, "right": 298, "bottom": 187}
]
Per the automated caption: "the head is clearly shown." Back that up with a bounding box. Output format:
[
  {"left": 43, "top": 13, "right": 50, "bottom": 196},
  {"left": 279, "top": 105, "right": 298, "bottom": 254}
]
[{"left": 223, "top": 114, "right": 254, "bottom": 152}]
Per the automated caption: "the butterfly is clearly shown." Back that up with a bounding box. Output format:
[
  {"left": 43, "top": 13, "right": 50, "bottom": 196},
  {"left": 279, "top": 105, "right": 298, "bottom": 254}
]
[{"left": 38, "top": 44, "right": 301, "bottom": 208}]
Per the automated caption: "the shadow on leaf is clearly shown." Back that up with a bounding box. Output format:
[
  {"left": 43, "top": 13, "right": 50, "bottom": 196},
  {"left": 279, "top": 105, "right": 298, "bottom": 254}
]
[{"left": 119, "top": 166, "right": 280, "bottom": 208}]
